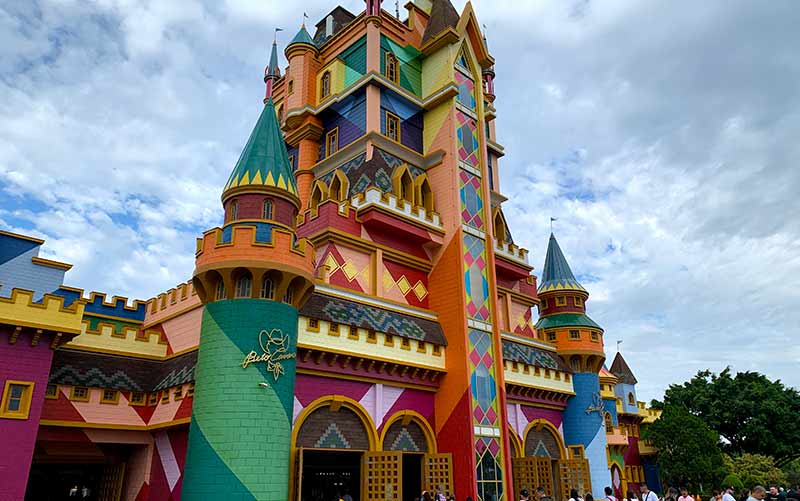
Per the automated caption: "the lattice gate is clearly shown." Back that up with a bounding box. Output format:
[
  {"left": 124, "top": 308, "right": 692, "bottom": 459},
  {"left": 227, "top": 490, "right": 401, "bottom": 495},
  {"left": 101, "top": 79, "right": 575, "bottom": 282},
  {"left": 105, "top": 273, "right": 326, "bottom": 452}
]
[
  {"left": 513, "top": 457, "right": 554, "bottom": 500},
  {"left": 557, "top": 459, "right": 592, "bottom": 498},
  {"left": 97, "top": 463, "right": 125, "bottom": 501},
  {"left": 422, "top": 453, "right": 453, "bottom": 496},
  {"left": 363, "top": 451, "right": 402, "bottom": 500}
]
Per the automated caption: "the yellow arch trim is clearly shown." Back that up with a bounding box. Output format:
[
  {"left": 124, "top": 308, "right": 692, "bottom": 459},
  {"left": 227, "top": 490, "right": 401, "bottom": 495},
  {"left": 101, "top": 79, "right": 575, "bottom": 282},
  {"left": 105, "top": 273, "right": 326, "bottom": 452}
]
[
  {"left": 413, "top": 173, "right": 435, "bottom": 212},
  {"left": 508, "top": 426, "right": 523, "bottom": 458},
  {"left": 291, "top": 394, "right": 379, "bottom": 452},
  {"left": 328, "top": 170, "right": 349, "bottom": 202},
  {"left": 522, "top": 418, "right": 567, "bottom": 459},
  {"left": 289, "top": 395, "right": 380, "bottom": 500},
  {"left": 391, "top": 163, "right": 414, "bottom": 203},
  {"left": 379, "top": 410, "right": 437, "bottom": 454}
]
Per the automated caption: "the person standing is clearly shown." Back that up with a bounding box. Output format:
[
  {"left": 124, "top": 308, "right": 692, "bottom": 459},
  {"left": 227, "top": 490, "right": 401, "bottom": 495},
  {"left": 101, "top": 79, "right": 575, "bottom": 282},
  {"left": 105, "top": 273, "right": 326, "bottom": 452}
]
[
  {"left": 641, "top": 484, "right": 659, "bottom": 501},
  {"left": 625, "top": 490, "right": 639, "bottom": 501},
  {"left": 679, "top": 488, "right": 694, "bottom": 501},
  {"left": 519, "top": 489, "right": 530, "bottom": 501},
  {"left": 766, "top": 487, "right": 781, "bottom": 501},
  {"left": 723, "top": 487, "right": 738, "bottom": 501},
  {"left": 748, "top": 486, "right": 767, "bottom": 501},
  {"left": 569, "top": 488, "right": 584, "bottom": 501},
  {"left": 537, "top": 486, "right": 552, "bottom": 501}
]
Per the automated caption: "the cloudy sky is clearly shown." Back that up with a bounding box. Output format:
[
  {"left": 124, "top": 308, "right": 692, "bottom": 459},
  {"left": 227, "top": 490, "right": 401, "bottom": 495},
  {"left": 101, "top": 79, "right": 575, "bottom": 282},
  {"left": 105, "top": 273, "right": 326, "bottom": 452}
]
[{"left": 2, "top": 0, "right": 798, "bottom": 401}]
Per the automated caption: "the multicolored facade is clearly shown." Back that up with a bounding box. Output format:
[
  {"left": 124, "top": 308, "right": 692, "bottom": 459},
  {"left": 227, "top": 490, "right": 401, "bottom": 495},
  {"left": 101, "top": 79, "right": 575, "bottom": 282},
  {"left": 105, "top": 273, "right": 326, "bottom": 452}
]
[{"left": 0, "top": 1, "right": 661, "bottom": 500}]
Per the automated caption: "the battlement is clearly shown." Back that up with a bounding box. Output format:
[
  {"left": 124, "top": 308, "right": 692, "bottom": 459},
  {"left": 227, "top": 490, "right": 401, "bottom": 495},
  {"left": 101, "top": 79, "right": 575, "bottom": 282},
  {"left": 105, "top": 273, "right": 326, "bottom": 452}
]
[
  {"left": 0, "top": 288, "right": 87, "bottom": 336},
  {"left": 195, "top": 223, "right": 315, "bottom": 276},
  {"left": 56, "top": 286, "right": 147, "bottom": 321},
  {"left": 494, "top": 238, "right": 529, "bottom": 265},
  {"left": 143, "top": 280, "right": 202, "bottom": 326},
  {"left": 64, "top": 318, "right": 169, "bottom": 358},
  {"left": 351, "top": 186, "right": 443, "bottom": 231}
]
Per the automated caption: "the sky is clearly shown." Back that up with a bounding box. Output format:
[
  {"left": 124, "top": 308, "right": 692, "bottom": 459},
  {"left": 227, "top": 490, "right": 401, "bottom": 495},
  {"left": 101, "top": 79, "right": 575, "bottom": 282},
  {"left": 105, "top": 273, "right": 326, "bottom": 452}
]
[{"left": 1, "top": 0, "right": 798, "bottom": 402}]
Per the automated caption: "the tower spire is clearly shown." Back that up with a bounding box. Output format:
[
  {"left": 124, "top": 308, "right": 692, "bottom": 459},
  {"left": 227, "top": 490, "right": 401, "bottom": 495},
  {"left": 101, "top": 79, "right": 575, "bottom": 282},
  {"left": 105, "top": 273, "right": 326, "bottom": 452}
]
[{"left": 264, "top": 29, "right": 282, "bottom": 100}]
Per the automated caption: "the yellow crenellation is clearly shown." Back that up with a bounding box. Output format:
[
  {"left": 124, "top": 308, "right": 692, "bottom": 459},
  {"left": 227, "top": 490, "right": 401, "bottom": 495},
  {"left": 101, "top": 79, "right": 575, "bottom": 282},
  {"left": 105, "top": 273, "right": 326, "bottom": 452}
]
[{"left": 0, "top": 288, "right": 86, "bottom": 335}]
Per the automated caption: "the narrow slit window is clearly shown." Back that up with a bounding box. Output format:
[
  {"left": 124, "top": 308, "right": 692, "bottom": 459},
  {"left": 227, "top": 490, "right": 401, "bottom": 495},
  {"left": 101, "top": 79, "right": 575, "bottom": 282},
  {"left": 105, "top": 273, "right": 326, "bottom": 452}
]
[{"left": 386, "top": 112, "right": 400, "bottom": 143}]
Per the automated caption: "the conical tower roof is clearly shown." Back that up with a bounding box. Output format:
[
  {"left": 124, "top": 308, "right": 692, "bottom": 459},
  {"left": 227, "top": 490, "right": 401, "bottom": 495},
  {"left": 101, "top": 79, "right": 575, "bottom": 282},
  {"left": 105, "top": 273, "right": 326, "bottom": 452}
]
[
  {"left": 266, "top": 41, "right": 281, "bottom": 78},
  {"left": 610, "top": 352, "right": 638, "bottom": 385},
  {"left": 422, "top": 0, "right": 460, "bottom": 45},
  {"left": 223, "top": 98, "right": 298, "bottom": 202},
  {"left": 288, "top": 25, "right": 316, "bottom": 48},
  {"left": 538, "top": 233, "right": 586, "bottom": 294}
]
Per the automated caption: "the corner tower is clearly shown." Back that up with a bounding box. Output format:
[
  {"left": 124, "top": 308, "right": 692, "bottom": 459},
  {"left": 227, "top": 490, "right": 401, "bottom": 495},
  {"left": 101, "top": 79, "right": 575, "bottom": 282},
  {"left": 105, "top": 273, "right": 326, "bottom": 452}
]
[
  {"left": 536, "top": 233, "right": 611, "bottom": 496},
  {"left": 181, "top": 96, "right": 315, "bottom": 500}
]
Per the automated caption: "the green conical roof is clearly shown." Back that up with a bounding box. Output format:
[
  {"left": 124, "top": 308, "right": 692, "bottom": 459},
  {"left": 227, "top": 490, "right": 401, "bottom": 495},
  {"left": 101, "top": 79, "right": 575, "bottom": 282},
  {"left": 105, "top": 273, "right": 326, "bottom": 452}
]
[
  {"left": 223, "top": 99, "right": 297, "bottom": 199},
  {"left": 288, "top": 25, "right": 315, "bottom": 47},
  {"left": 266, "top": 41, "right": 280, "bottom": 78},
  {"left": 538, "top": 233, "right": 586, "bottom": 294}
]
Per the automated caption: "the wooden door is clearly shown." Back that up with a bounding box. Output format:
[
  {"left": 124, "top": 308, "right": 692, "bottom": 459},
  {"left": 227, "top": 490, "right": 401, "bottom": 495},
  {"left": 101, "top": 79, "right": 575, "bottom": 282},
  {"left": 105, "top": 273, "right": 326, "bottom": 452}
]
[
  {"left": 513, "top": 457, "right": 554, "bottom": 500},
  {"left": 363, "top": 451, "right": 402, "bottom": 500},
  {"left": 422, "top": 453, "right": 453, "bottom": 496},
  {"left": 97, "top": 463, "right": 125, "bottom": 501},
  {"left": 557, "top": 459, "right": 592, "bottom": 498}
]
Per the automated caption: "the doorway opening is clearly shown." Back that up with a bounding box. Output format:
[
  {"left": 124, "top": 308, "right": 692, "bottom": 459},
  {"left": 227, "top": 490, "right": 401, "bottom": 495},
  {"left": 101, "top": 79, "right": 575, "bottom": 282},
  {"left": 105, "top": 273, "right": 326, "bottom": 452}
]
[
  {"left": 402, "top": 453, "right": 422, "bottom": 501},
  {"left": 301, "top": 450, "right": 362, "bottom": 501},
  {"left": 26, "top": 464, "right": 104, "bottom": 501}
]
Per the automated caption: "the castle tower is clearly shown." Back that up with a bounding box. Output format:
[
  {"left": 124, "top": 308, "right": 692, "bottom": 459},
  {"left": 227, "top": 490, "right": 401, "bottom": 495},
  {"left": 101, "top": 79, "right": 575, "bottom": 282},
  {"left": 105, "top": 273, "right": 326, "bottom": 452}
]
[
  {"left": 264, "top": 39, "right": 281, "bottom": 100},
  {"left": 181, "top": 96, "right": 315, "bottom": 499},
  {"left": 537, "top": 233, "right": 611, "bottom": 496}
]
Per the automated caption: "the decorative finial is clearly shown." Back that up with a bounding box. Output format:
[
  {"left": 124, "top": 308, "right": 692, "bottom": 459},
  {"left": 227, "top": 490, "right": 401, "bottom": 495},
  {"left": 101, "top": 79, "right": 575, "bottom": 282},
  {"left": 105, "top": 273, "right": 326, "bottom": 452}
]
[
  {"left": 302, "top": 12, "right": 309, "bottom": 28},
  {"left": 550, "top": 216, "right": 557, "bottom": 234},
  {"left": 616, "top": 340, "right": 623, "bottom": 353},
  {"left": 274, "top": 27, "right": 283, "bottom": 43},
  {"left": 396, "top": 0, "right": 400, "bottom": 18}
]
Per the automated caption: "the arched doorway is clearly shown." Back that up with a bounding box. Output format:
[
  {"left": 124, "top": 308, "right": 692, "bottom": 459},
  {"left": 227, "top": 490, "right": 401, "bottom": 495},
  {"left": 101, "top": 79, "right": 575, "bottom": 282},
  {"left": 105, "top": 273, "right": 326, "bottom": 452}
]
[
  {"left": 512, "top": 420, "right": 567, "bottom": 501},
  {"left": 611, "top": 463, "right": 624, "bottom": 499},
  {"left": 293, "top": 399, "right": 376, "bottom": 501}
]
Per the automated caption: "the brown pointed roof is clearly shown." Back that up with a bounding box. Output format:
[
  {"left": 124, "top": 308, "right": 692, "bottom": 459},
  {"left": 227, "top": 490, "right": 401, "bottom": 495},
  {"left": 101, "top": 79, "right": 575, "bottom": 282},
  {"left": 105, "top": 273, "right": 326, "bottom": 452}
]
[
  {"left": 610, "top": 352, "right": 638, "bottom": 385},
  {"left": 421, "top": 0, "right": 460, "bottom": 45}
]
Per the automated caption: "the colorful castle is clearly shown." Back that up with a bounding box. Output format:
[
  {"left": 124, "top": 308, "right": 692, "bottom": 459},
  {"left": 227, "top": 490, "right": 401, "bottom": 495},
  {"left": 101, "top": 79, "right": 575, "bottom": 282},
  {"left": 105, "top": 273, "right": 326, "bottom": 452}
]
[{"left": 0, "top": 1, "right": 661, "bottom": 500}]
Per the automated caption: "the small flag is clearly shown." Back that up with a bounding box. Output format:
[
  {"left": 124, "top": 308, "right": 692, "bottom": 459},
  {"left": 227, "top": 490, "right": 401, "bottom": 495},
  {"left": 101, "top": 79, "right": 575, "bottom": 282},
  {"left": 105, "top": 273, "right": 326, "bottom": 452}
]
[{"left": 550, "top": 217, "right": 558, "bottom": 222}]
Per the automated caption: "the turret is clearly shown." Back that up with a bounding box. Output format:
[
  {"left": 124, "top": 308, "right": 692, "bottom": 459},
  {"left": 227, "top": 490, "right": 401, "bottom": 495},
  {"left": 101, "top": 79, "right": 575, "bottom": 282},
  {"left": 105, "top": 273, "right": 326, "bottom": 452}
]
[
  {"left": 537, "top": 233, "right": 605, "bottom": 373},
  {"left": 264, "top": 39, "right": 281, "bottom": 100},
  {"left": 182, "top": 87, "right": 314, "bottom": 499},
  {"left": 536, "top": 232, "right": 611, "bottom": 496}
]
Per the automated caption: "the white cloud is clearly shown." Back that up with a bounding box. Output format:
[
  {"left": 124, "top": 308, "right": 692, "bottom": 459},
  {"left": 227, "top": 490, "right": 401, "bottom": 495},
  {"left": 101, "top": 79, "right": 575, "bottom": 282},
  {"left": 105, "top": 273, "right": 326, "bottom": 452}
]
[{"left": 1, "top": 0, "right": 798, "bottom": 402}]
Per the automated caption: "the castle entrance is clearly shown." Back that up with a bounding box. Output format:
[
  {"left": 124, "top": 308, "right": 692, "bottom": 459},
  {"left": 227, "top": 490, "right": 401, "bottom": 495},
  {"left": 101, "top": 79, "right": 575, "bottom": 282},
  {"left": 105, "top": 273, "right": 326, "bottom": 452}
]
[{"left": 300, "top": 449, "right": 362, "bottom": 501}]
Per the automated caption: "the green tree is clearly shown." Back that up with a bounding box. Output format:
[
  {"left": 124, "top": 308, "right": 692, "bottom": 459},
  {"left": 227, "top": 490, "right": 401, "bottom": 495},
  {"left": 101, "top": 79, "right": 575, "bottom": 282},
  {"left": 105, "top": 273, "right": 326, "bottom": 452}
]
[
  {"left": 721, "top": 474, "right": 744, "bottom": 491},
  {"left": 782, "top": 459, "right": 800, "bottom": 487},
  {"left": 644, "top": 405, "right": 726, "bottom": 491},
  {"left": 663, "top": 368, "right": 800, "bottom": 466},
  {"left": 724, "top": 454, "right": 787, "bottom": 488}
]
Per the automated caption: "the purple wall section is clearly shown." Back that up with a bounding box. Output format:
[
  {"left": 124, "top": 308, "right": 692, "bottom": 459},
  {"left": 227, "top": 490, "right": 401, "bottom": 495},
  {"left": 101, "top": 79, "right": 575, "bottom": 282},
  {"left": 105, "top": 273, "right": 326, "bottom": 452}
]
[
  {"left": 0, "top": 329, "right": 55, "bottom": 501},
  {"left": 521, "top": 405, "right": 564, "bottom": 429},
  {"left": 380, "top": 89, "right": 423, "bottom": 153},
  {"left": 318, "top": 90, "right": 367, "bottom": 160}
]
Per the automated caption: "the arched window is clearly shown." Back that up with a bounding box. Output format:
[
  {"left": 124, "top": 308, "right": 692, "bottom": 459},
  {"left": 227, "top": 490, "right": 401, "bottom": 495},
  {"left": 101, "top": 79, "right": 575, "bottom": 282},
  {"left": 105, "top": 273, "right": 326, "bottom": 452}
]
[
  {"left": 288, "top": 80, "right": 294, "bottom": 95},
  {"left": 263, "top": 199, "right": 273, "bottom": 220},
  {"left": 604, "top": 412, "right": 614, "bottom": 431},
  {"left": 628, "top": 392, "right": 635, "bottom": 406},
  {"left": 385, "top": 53, "right": 399, "bottom": 84},
  {"left": 310, "top": 181, "right": 328, "bottom": 211},
  {"left": 235, "top": 274, "right": 252, "bottom": 298},
  {"left": 494, "top": 211, "right": 507, "bottom": 242},
  {"left": 328, "top": 171, "right": 348, "bottom": 202},
  {"left": 392, "top": 165, "right": 414, "bottom": 204},
  {"left": 215, "top": 280, "right": 226, "bottom": 301},
  {"left": 283, "top": 287, "right": 294, "bottom": 305},
  {"left": 261, "top": 277, "right": 274, "bottom": 299},
  {"left": 229, "top": 200, "right": 238, "bottom": 221},
  {"left": 415, "top": 175, "right": 434, "bottom": 212},
  {"left": 321, "top": 71, "right": 331, "bottom": 99}
]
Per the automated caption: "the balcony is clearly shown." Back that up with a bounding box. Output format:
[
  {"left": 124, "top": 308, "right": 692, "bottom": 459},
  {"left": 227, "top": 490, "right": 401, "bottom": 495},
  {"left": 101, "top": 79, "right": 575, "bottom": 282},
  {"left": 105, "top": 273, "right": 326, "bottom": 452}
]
[
  {"left": 351, "top": 187, "right": 444, "bottom": 245},
  {"left": 606, "top": 426, "right": 630, "bottom": 447},
  {"left": 494, "top": 239, "right": 529, "bottom": 267}
]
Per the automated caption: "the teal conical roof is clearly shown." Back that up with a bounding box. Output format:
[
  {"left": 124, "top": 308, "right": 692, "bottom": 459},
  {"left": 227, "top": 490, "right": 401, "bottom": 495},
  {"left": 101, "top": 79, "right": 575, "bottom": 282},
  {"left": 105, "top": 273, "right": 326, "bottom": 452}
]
[
  {"left": 288, "top": 25, "right": 315, "bottom": 47},
  {"left": 223, "top": 98, "right": 298, "bottom": 199},
  {"left": 538, "top": 233, "right": 586, "bottom": 294},
  {"left": 266, "top": 41, "right": 281, "bottom": 78}
]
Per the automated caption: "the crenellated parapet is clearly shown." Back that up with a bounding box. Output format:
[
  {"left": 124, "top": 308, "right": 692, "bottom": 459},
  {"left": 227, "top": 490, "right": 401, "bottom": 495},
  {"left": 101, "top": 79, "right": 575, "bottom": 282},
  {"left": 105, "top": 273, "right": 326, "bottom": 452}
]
[
  {"left": 192, "top": 222, "right": 316, "bottom": 307},
  {"left": 0, "top": 288, "right": 87, "bottom": 347}
]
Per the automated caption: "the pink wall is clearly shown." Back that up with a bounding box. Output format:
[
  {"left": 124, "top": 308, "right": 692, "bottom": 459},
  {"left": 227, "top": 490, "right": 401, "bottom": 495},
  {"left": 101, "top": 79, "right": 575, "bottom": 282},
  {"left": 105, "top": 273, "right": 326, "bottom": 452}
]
[{"left": 0, "top": 329, "right": 56, "bottom": 501}]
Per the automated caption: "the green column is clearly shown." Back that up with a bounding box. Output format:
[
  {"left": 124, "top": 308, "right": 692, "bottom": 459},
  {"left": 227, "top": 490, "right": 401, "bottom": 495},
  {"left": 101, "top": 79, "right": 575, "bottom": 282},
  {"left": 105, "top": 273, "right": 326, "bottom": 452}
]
[{"left": 182, "top": 299, "right": 299, "bottom": 500}]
